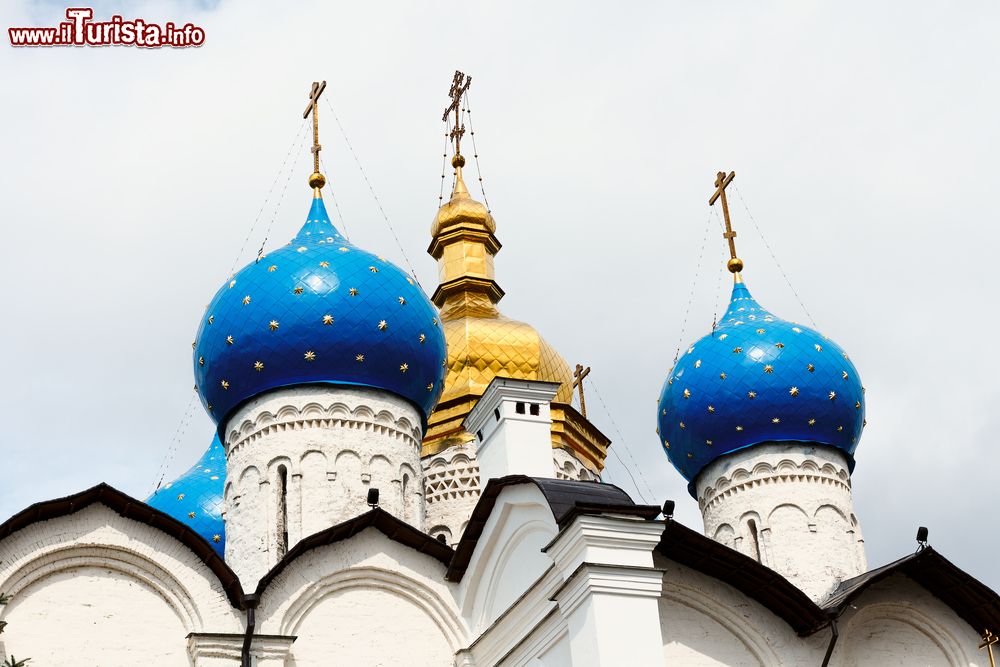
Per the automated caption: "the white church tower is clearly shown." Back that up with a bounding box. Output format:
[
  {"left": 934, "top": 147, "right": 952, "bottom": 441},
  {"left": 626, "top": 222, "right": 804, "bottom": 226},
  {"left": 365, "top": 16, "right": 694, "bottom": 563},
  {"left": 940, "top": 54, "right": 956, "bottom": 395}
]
[
  {"left": 191, "top": 90, "right": 449, "bottom": 587},
  {"left": 656, "top": 171, "right": 867, "bottom": 601}
]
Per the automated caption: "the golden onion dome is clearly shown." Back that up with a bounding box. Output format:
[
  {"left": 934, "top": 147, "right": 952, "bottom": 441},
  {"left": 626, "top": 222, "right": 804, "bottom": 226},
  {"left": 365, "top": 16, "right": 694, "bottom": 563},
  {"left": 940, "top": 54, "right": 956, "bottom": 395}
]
[{"left": 423, "top": 166, "right": 605, "bottom": 470}]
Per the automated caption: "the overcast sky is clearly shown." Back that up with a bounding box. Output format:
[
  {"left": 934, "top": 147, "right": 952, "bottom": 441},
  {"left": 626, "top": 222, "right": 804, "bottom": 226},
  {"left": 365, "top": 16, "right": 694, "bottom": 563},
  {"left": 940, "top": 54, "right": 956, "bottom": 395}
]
[{"left": 3, "top": 0, "right": 998, "bottom": 590}]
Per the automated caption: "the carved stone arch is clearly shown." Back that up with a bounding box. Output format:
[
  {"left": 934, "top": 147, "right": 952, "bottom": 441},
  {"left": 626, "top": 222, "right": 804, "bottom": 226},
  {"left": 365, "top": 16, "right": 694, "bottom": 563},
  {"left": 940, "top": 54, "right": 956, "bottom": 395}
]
[
  {"left": 836, "top": 601, "right": 969, "bottom": 667},
  {"left": 0, "top": 544, "right": 202, "bottom": 633},
  {"left": 238, "top": 465, "right": 261, "bottom": 489},
  {"left": 278, "top": 566, "right": 465, "bottom": 650},
  {"left": 266, "top": 454, "right": 294, "bottom": 477},
  {"left": 299, "top": 402, "right": 326, "bottom": 419},
  {"left": 353, "top": 404, "right": 375, "bottom": 421},
  {"left": 329, "top": 401, "right": 352, "bottom": 419},
  {"left": 713, "top": 522, "right": 736, "bottom": 548},
  {"left": 660, "top": 578, "right": 778, "bottom": 666},
  {"left": 814, "top": 503, "right": 849, "bottom": 522}
]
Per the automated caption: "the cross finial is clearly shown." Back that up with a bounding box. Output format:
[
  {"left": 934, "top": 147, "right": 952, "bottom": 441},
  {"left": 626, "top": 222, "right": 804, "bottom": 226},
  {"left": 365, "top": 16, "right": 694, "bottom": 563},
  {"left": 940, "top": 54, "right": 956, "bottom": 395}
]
[
  {"left": 442, "top": 70, "right": 472, "bottom": 169},
  {"left": 303, "top": 81, "right": 327, "bottom": 195},
  {"left": 981, "top": 629, "right": 998, "bottom": 667},
  {"left": 709, "top": 170, "right": 743, "bottom": 277},
  {"left": 572, "top": 364, "right": 591, "bottom": 418}
]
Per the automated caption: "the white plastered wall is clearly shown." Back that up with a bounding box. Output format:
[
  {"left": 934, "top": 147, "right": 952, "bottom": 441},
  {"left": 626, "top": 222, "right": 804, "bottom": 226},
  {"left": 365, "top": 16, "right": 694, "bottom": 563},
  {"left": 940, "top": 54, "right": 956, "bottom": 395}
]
[
  {"left": 0, "top": 503, "right": 241, "bottom": 666},
  {"left": 255, "top": 526, "right": 468, "bottom": 667}
]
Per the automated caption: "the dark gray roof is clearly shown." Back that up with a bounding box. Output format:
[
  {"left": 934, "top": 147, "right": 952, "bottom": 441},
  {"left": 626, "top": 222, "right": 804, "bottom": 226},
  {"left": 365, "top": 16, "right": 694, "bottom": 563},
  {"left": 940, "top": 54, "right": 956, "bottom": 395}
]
[{"left": 446, "top": 476, "right": 660, "bottom": 581}]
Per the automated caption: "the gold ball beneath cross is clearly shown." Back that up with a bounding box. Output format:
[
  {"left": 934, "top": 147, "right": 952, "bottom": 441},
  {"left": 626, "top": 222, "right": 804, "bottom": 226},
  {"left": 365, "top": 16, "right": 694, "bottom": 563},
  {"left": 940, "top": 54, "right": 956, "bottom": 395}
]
[
  {"left": 308, "top": 172, "right": 326, "bottom": 189},
  {"left": 451, "top": 154, "right": 466, "bottom": 168},
  {"left": 728, "top": 257, "right": 744, "bottom": 273}
]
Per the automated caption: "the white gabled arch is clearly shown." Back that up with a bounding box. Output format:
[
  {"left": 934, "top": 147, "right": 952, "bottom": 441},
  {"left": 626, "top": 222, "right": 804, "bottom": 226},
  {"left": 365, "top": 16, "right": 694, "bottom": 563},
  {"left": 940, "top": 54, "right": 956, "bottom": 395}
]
[
  {"left": 0, "top": 544, "right": 203, "bottom": 633},
  {"left": 279, "top": 566, "right": 466, "bottom": 650},
  {"left": 835, "top": 601, "right": 970, "bottom": 667},
  {"left": 660, "top": 578, "right": 779, "bottom": 666}
]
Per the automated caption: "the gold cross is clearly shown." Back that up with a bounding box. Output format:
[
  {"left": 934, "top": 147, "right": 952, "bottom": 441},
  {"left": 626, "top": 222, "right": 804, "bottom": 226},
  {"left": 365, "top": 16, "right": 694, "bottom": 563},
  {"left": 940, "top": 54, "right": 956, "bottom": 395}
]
[
  {"left": 302, "top": 81, "right": 327, "bottom": 189},
  {"left": 709, "top": 170, "right": 743, "bottom": 274},
  {"left": 442, "top": 70, "right": 472, "bottom": 162},
  {"left": 572, "top": 364, "right": 591, "bottom": 418},
  {"left": 981, "top": 629, "right": 998, "bottom": 667}
]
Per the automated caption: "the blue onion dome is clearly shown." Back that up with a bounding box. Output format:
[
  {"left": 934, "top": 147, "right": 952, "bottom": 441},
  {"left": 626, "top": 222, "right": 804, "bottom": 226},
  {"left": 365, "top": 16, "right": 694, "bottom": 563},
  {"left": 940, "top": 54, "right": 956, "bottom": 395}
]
[
  {"left": 146, "top": 436, "right": 226, "bottom": 555},
  {"left": 657, "top": 277, "right": 865, "bottom": 491},
  {"left": 193, "top": 195, "right": 448, "bottom": 428}
]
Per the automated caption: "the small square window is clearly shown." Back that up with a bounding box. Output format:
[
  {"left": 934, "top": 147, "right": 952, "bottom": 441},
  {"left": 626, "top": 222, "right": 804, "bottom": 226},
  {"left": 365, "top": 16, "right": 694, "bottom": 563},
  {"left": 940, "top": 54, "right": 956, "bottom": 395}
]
[
  {"left": 529, "top": 404, "right": 540, "bottom": 416},
  {"left": 515, "top": 402, "right": 526, "bottom": 414}
]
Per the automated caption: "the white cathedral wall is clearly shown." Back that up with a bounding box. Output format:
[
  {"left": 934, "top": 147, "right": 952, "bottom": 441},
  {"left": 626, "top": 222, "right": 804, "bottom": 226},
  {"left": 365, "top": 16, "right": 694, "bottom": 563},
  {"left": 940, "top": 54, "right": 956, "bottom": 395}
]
[
  {"left": 255, "top": 526, "right": 467, "bottom": 666},
  {"left": 223, "top": 385, "right": 425, "bottom": 588},
  {"left": 0, "top": 503, "right": 241, "bottom": 665}
]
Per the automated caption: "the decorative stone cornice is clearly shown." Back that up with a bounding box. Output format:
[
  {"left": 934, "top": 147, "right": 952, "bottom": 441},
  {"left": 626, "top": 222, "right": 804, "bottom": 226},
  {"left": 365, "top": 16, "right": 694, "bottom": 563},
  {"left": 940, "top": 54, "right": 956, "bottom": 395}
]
[
  {"left": 698, "top": 456, "right": 851, "bottom": 513},
  {"left": 226, "top": 400, "right": 421, "bottom": 455}
]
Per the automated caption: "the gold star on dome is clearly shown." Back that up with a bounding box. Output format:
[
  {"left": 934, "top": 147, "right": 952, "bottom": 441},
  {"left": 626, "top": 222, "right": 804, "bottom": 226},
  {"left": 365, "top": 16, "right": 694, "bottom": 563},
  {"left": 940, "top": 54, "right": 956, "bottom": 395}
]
[
  {"left": 407, "top": 277, "right": 414, "bottom": 285},
  {"left": 188, "top": 512, "right": 196, "bottom": 519},
  {"left": 815, "top": 344, "right": 823, "bottom": 352},
  {"left": 855, "top": 401, "right": 861, "bottom": 409},
  {"left": 229, "top": 280, "right": 236, "bottom": 289},
  {"left": 694, "top": 359, "right": 702, "bottom": 368},
  {"left": 807, "top": 364, "right": 815, "bottom": 372},
  {"left": 829, "top": 391, "right": 836, "bottom": 400},
  {"left": 254, "top": 361, "right": 264, "bottom": 372},
  {"left": 427, "top": 383, "right": 434, "bottom": 391},
  {"left": 808, "top": 418, "right": 816, "bottom": 426},
  {"left": 208, "top": 315, "right": 214, "bottom": 325},
  {"left": 719, "top": 372, "right": 727, "bottom": 380},
  {"left": 369, "top": 266, "right": 379, "bottom": 273},
  {"left": 419, "top": 333, "right": 426, "bottom": 343},
  {"left": 319, "top": 261, "right": 330, "bottom": 268},
  {"left": 304, "top": 351, "right": 316, "bottom": 361},
  {"left": 268, "top": 265, "right": 277, "bottom": 272},
  {"left": 775, "top": 342, "right": 785, "bottom": 348},
  {"left": 736, "top": 425, "right": 744, "bottom": 431},
  {"left": 663, "top": 440, "right": 670, "bottom": 449},
  {"left": 707, "top": 405, "right": 715, "bottom": 413},
  {"left": 719, "top": 333, "right": 728, "bottom": 340},
  {"left": 207, "top": 404, "right": 213, "bottom": 411},
  {"left": 221, "top": 380, "right": 229, "bottom": 390},
  {"left": 747, "top": 391, "right": 757, "bottom": 399},
  {"left": 226, "top": 335, "right": 234, "bottom": 345},
  {"left": 792, "top": 327, "right": 802, "bottom": 333},
  {"left": 356, "top": 354, "right": 365, "bottom": 362},
  {"left": 682, "top": 388, "right": 691, "bottom": 399},
  {"left": 398, "top": 297, "right": 407, "bottom": 305},
  {"left": 269, "top": 320, "right": 280, "bottom": 331},
  {"left": 432, "top": 318, "right": 438, "bottom": 326},
  {"left": 733, "top": 347, "right": 743, "bottom": 354},
  {"left": 400, "top": 363, "right": 409, "bottom": 373},
  {"left": 772, "top": 417, "right": 780, "bottom": 424},
  {"left": 706, "top": 440, "right": 713, "bottom": 446},
  {"left": 842, "top": 371, "right": 849, "bottom": 380},
  {"left": 756, "top": 328, "right": 765, "bottom": 334},
  {"left": 378, "top": 320, "right": 387, "bottom": 331},
  {"left": 837, "top": 425, "right": 844, "bottom": 432},
  {"left": 177, "top": 493, "right": 185, "bottom": 501},
  {"left": 199, "top": 356, "right": 204, "bottom": 366},
  {"left": 297, "top": 246, "right": 307, "bottom": 253},
  {"left": 687, "top": 347, "right": 695, "bottom": 355},
  {"left": 679, "top": 421, "right": 686, "bottom": 429},
  {"left": 789, "top": 386, "right": 799, "bottom": 396},
  {"left": 294, "top": 286, "right": 304, "bottom": 295},
  {"left": 323, "top": 314, "right": 334, "bottom": 325},
  {"left": 242, "top": 295, "right": 251, "bottom": 305},
  {"left": 349, "top": 288, "right": 359, "bottom": 296},
  {"left": 763, "top": 364, "right": 774, "bottom": 373},
  {"left": 213, "top": 535, "right": 221, "bottom": 543},
  {"left": 667, "top": 378, "right": 674, "bottom": 385},
  {"left": 661, "top": 408, "right": 667, "bottom": 416},
  {"left": 339, "top": 247, "right": 349, "bottom": 252},
  {"left": 687, "top": 453, "right": 694, "bottom": 459}
]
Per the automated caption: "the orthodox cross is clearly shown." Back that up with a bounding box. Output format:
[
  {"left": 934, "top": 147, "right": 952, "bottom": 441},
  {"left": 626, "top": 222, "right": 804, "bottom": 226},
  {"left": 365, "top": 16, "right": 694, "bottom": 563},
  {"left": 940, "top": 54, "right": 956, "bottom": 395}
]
[
  {"left": 303, "top": 81, "right": 327, "bottom": 177},
  {"left": 709, "top": 170, "right": 743, "bottom": 274},
  {"left": 981, "top": 629, "right": 998, "bottom": 667},
  {"left": 573, "top": 364, "right": 591, "bottom": 418},
  {"left": 442, "top": 70, "right": 472, "bottom": 160}
]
